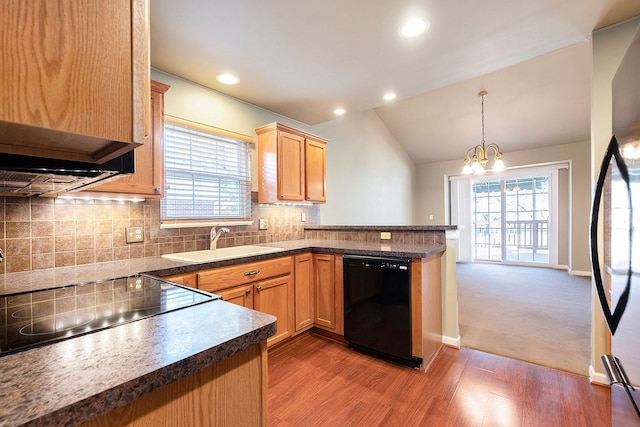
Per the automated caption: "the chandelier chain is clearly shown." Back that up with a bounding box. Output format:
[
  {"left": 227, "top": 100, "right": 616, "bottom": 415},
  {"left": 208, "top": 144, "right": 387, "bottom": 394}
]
[{"left": 481, "top": 93, "right": 485, "bottom": 145}]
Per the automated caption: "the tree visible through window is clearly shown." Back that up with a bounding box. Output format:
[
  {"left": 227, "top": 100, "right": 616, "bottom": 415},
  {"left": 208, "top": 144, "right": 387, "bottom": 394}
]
[{"left": 161, "top": 119, "right": 251, "bottom": 220}]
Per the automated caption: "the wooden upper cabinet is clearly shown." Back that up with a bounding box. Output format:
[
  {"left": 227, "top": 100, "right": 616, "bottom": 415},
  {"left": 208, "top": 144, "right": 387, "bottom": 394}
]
[
  {"left": 80, "top": 80, "right": 169, "bottom": 197},
  {"left": 256, "top": 122, "right": 328, "bottom": 204},
  {"left": 278, "top": 131, "right": 306, "bottom": 201},
  {"left": 0, "top": 0, "right": 150, "bottom": 163},
  {"left": 305, "top": 137, "right": 327, "bottom": 202}
]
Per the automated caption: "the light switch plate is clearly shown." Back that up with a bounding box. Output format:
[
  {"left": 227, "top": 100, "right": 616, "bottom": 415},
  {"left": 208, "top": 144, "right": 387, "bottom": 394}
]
[
  {"left": 259, "top": 218, "right": 268, "bottom": 230},
  {"left": 125, "top": 226, "right": 144, "bottom": 243},
  {"left": 380, "top": 232, "right": 392, "bottom": 240}
]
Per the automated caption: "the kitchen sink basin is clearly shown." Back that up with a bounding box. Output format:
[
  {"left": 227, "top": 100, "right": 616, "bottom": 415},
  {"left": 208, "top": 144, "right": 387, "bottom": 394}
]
[{"left": 162, "top": 245, "right": 285, "bottom": 263}]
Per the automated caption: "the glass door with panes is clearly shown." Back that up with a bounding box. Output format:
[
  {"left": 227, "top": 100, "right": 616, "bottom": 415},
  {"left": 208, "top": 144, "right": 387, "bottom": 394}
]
[{"left": 472, "top": 175, "right": 550, "bottom": 265}]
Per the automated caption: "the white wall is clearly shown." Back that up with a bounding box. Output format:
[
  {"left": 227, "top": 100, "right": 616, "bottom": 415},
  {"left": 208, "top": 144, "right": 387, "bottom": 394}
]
[
  {"left": 151, "top": 69, "right": 312, "bottom": 192},
  {"left": 152, "top": 69, "right": 417, "bottom": 225},
  {"left": 312, "top": 111, "right": 416, "bottom": 225}
]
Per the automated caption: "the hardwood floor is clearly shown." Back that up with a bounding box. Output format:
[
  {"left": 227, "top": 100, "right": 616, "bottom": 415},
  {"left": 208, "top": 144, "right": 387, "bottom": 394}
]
[{"left": 268, "top": 334, "right": 611, "bottom": 426}]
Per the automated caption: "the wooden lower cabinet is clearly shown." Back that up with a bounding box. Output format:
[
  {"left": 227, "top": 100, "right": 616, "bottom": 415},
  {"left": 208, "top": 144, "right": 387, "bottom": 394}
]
[
  {"left": 82, "top": 341, "right": 268, "bottom": 427},
  {"left": 218, "top": 277, "right": 293, "bottom": 346},
  {"left": 196, "top": 256, "right": 294, "bottom": 348},
  {"left": 313, "top": 253, "right": 344, "bottom": 335},
  {"left": 163, "top": 272, "right": 197, "bottom": 288},
  {"left": 294, "top": 253, "right": 314, "bottom": 332},
  {"left": 217, "top": 284, "right": 254, "bottom": 309},
  {"left": 254, "top": 275, "right": 294, "bottom": 346},
  {"left": 165, "top": 252, "right": 348, "bottom": 350}
]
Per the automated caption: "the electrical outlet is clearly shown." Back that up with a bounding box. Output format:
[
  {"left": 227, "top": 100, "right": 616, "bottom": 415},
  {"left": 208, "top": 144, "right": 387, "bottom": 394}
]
[
  {"left": 429, "top": 214, "right": 434, "bottom": 220},
  {"left": 259, "top": 218, "right": 268, "bottom": 230},
  {"left": 380, "top": 232, "right": 392, "bottom": 240},
  {"left": 125, "top": 226, "right": 144, "bottom": 243},
  {"left": 301, "top": 212, "right": 307, "bottom": 222},
  {"left": 127, "top": 276, "right": 143, "bottom": 290}
]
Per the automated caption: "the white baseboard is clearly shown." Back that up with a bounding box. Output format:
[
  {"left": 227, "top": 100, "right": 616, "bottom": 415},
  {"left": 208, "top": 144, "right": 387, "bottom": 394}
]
[
  {"left": 570, "top": 269, "right": 592, "bottom": 277},
  {"left": 442, "top": 335, "right": 461, "bottom": 348},
  {"left": 554, "top": 264, "right": 569, "bottom": 271},
  {"left": 589, "top": 364, "right": 610, "bottom": 386}
]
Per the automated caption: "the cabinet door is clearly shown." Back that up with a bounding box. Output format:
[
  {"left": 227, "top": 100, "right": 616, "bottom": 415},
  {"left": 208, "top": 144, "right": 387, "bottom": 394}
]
[
  {"left": 216, "top": 284, "right": 254, "bottom": 309},
  {"left": 314, "top": 254, "right": 336, "bottom": 329},
  {"left": 0, "top": 0, "right": 150, "bottom": 163},
  {"left": 294, "top": 253, "right": 314, "bottom": 332},
  {"left": 277, "top": 131, "right": 305, "bottom": 201},
  {"left": 163, "top": 273, "right": 197, "bottom": 289},
  {"left": 305, "top": 138, "right": 327, "bottom": 202},
  {"left": 254, "top": 275, "right": 294, "bottom": 347},
  {"left": 84, "top": 80, "right": 169, "bottom": 197}
]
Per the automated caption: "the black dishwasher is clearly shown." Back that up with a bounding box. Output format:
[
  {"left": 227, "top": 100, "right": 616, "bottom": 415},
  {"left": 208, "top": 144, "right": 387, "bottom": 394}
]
[{"left": 343, "top": 255, "right": 421, "bottom": 368}]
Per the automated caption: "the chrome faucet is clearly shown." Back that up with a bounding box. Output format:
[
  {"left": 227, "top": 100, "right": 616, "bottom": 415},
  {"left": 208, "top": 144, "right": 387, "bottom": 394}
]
[{"left": 210, "top": 227, "right": 230, "bottom": 250}]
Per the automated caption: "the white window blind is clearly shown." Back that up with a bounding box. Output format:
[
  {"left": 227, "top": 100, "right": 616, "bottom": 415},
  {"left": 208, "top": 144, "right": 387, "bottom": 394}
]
[{"left": 161, "top": 121, "right": 251, "bottom": 220}]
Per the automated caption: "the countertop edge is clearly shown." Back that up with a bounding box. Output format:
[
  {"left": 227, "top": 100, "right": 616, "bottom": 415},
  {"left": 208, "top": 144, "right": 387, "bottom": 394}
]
[
  {"left": 304, "top": 225, "right": 457, "bottom": 231},
  {"left": 0, "top": 240, "right": 447, "bottom": 294},
  {"left": 55, "top": 323, "right": 276, "bottom": 427},
  {"left": 145, "top": 243, "right": 446, "bottom": 278}
]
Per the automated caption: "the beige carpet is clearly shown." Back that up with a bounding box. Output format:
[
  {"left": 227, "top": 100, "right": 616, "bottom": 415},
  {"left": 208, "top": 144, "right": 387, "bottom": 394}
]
[{"left": 457, "top": 262, "right": 591, "bottom": 375}]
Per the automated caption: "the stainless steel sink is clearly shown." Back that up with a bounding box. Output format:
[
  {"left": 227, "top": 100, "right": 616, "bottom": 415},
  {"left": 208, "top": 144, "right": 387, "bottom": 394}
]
[{"left": 161, "top": 245, "right": 285, "bottom": 263}]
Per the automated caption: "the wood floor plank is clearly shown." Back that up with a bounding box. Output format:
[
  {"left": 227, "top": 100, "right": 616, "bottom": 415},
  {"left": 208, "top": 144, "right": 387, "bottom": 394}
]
[
  {"left": 482, "top": 393, "right": 523, "bottom": 427},
  {"left": 268, "top": 334, "right": 611, "bottom": 427}
]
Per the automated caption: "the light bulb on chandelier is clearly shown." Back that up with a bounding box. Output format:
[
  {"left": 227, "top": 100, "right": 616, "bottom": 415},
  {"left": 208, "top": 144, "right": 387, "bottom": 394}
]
[{"left": 462, "top": 91, "right": 505, "bottom": 174}]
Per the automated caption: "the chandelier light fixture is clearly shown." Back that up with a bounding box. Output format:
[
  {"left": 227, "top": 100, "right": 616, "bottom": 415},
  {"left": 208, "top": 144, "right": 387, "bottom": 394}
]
[{"left": 462, "top": 90, "right": 505, "bottom": 174}]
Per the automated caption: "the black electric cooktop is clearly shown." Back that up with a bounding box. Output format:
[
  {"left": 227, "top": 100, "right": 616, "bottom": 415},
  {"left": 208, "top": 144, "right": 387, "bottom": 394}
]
[{"left": 0, "top": 274, "right": 219, "bottom": 356}]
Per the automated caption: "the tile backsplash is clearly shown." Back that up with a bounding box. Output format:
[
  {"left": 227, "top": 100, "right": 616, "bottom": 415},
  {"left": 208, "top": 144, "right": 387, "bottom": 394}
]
[{"left": 0, "top": 193, "right": 319, "bottom": 274}]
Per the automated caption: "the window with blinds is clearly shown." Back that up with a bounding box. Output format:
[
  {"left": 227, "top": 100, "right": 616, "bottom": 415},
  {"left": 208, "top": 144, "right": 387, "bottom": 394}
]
[{"left": 161, "top": 120, "right": 251, "bottom": 220}]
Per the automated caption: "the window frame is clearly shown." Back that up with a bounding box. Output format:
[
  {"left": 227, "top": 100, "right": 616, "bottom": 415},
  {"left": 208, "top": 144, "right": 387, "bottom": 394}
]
[{"left": 160, "top": 116, "right": 253, "bottom": 222}]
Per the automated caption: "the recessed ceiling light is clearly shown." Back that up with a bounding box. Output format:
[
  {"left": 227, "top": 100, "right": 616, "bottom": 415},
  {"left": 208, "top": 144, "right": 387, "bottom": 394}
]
[
  {"left": 334, "top": 108, "right": 346, "bottom": 116},
  {"left": 216, "top": 73, "right": 240, "bottom": 85},
  {"left": 383, "top": 92, "right": 397, "bottom": 101},
  {"left": 399, "top": 18, "right": 430, "bottom": 38}
]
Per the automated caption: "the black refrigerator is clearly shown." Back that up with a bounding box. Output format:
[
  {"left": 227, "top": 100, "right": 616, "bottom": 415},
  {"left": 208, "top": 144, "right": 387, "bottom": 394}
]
[{"left": 591, "top": 24, "right": 640, "bottom": 425}]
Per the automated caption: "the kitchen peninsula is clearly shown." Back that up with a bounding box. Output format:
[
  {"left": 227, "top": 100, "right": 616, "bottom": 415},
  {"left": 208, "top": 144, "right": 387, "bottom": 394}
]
[{"left": 0, "top": 227, "right": 453, "bottom": 426}]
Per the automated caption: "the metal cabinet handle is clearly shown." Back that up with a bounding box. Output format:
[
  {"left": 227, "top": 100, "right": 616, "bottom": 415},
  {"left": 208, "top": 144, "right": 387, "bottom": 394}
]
[
  {"left": 244, "top": 269, "right": 260, "bottom": 276},
  {"left": 245, "top": 289, "right": 251, "bottom": 295},
  {"left": 256, "top": 286, "right": 262, "bottom": 292}
]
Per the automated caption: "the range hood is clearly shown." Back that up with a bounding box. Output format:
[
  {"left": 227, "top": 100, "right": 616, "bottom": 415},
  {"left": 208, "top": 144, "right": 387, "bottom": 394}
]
[{"left": 0, "top": 151, "right": 135, "bottom": 196}]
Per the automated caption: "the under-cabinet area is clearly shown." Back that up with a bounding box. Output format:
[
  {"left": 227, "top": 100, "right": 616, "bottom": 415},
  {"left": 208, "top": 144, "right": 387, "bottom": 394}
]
[{"left": 164, "top": 249, "right": 443, "bottom": 365}]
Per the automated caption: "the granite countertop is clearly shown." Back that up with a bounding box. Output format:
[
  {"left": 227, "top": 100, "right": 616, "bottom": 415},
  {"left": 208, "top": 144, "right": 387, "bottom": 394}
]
[
  {"left": 0, "top": 300, "right": 276, "bottom": 427},
  {"left": 0, "top": 239, "right": 446, "bottom": 295},
  {"left": 0, "top": 238, "right": 445, "bottom": 426},
  {"left": 304, "top": 225, "right": 457, "bottom": 231}
]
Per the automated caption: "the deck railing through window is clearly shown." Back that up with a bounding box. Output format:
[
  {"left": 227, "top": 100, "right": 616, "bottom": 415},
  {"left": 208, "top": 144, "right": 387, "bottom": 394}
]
[{"left": 505, "top": 219, "right": 549, "bottom": 253}]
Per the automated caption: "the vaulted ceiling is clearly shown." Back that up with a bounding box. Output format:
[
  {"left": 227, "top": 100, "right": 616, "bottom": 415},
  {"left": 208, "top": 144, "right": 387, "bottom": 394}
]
[{"left": 150, "top": 1, "right": 640, "bottom": 164}]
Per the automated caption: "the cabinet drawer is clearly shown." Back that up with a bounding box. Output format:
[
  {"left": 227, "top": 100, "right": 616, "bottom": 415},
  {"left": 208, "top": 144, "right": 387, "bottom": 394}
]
[{"left": 197, "top": 256, "right": 293, "bottom": 293}]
